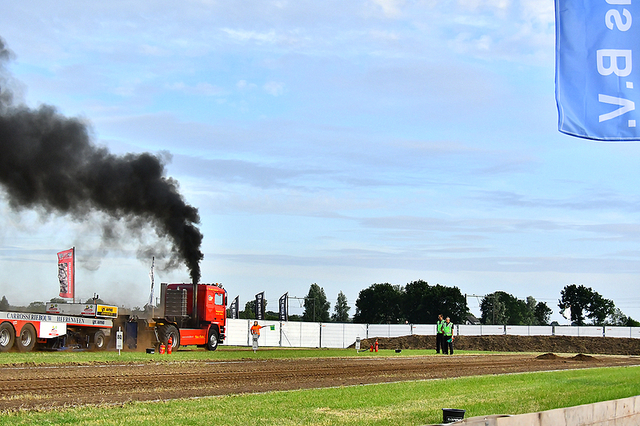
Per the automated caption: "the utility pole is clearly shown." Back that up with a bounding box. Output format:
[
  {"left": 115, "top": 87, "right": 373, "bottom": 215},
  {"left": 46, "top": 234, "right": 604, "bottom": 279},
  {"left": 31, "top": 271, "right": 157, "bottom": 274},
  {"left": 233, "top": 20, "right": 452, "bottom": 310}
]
[{"left": 465, "top": 293, "right": 484, "bottom": 323}]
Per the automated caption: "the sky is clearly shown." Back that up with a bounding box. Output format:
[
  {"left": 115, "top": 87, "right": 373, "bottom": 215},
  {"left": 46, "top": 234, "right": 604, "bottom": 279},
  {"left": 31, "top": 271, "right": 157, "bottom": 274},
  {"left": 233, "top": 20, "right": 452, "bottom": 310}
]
[{"left": 0, "top": 0, "right": 639, "bottom": 323}]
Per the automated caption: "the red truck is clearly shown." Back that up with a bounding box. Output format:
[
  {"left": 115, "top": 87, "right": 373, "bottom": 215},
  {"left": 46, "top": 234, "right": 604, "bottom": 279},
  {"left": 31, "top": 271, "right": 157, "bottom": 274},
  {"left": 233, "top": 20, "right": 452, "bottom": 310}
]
[
  {"left": 151, "top": 282, "right": 227, "bottom": 351},
  {"left": 0, "top": 282, "right": 227, "bottom": 352}
]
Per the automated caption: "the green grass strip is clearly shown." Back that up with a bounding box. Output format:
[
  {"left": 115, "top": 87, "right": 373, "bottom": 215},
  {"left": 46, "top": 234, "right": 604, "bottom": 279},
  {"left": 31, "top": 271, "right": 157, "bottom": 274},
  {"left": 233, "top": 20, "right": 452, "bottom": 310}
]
[
  {"left": 0, "top": 348, "right": 502, "bottom": 365},
  {"left": 2, "top": 365, "right": 639, "bottom": 425}
]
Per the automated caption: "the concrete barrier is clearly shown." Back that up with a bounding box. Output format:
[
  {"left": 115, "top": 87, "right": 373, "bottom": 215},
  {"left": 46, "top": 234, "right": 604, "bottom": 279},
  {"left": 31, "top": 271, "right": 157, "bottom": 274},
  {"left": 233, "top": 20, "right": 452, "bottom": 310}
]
[{"left": 427, "top": 395, "right": 640, "bottom": 426}]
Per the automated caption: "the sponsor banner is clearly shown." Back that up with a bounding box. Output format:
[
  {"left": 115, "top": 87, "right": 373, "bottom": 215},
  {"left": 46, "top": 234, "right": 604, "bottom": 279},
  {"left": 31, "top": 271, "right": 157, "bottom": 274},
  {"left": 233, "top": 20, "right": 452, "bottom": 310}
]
[
  {"left": 57, "top": 248, "right": 75, "bottom": 298},
  {"left": 279, "top": 292, "right": 288, "bottom": 322},
  {"left": 81, "top": 305, "right": 97, "bottom": 316},
  {"left": 38, "top": 322, "right": 66, "bottom": 338},
  {"left": 255, "top": 292, "right": 265, "bottom": 320},
  {"left": 230, "top": 296, "right": 239, "bottom": 319},
  {"left": 46, "top": 303, "right": 62, "bottom": 314},
  {"left": 97, "top": 304, "right": 118, "bottom": 318},
  {"left": 46, "top": 303, "right": 97, "bottom": 316},
  {"left": 555, "top": 0, "right": 640, "bottom": 140}
]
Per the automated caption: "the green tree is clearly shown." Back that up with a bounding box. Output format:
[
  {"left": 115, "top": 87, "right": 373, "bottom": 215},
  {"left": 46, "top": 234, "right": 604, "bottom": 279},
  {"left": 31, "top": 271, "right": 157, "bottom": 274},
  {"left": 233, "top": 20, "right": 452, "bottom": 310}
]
[
  {"left": 533, "top": 299, "right": 553, "bottom": 325},
  {"left": 605, "top": 308, "right": 640, "bottom": 326},
  {"left": 353, "top": 283, "right": 403, "bottom": 324},
  {"left": 481, "top": 292, "right": 505, "bottom": 324},
  {"left": 558, "top": 284, "right": 615, "bottom": 326},
  {"left": 239, "top": 300, "right": 257, "bottom": 319},
  {"left": 0, "top": 296, "right": 9, "bottom": 311},
  {"left": 403, "top": 280, "right": 467, "bottom": 324},
  {"left": 331, "top": 291, "right": 350, "bottom": 322},
  {"left": 481, "top": 292, "right": 516, "bottom": 324},
  {"left": 264, "top": 310, "right": 280, "bottom": 321},
  {"left": 302, "top": 283, "right": 330, "bottom": 322},
  {"left": 626, "top": 316, "right": 640, "bottom": 327},
  {"left": 481, "top": 292, "right": 550, "bottom": 325},
  {"left": 588, "top": 292, "right": 615, "bottom": 325},
  {"left": 27, "top": 301, "right": 46, "bottom": 313}
]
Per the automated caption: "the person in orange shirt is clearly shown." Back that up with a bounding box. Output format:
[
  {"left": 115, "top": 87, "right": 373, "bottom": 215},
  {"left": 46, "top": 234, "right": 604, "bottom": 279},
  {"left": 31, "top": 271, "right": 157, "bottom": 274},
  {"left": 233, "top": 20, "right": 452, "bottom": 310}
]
[
  {"left": 251, "top": 321, "right": 265, "bottom": 336},
  {"left": 250, "top": 321, "right": 266, "bottom": 353}
]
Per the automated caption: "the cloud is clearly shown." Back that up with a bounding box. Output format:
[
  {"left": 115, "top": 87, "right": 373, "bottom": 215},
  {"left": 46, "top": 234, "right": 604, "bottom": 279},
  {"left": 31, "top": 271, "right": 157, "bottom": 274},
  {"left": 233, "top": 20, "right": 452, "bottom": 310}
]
[
  {"left": 171, "top": 154, "right": 312, "bottom": 189},
  {"left": 263, "top": 81, "right": 285, "bottom": 96},
  {"left": 237, "top": 80, "right": 257, "bottom": 90},
  {"left": 476, "top": 190, "right": 640, "bottom": 213},
  {"left": 370, "top": 0, "right": 405, "bottom": 18},
  {"left": 213, "top": 248, "right": 640, "bottom": 275},
  {"left": 167, "top": 81, "right": 227, "bottom": 96}
]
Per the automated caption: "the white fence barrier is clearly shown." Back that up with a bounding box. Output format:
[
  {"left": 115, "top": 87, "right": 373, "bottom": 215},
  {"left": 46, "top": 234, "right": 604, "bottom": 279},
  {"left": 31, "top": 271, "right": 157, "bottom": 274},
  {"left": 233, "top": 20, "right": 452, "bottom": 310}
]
[
  {"left": 554, "top": 326, "right": 603, "bottom": 337},
  {"left": 412, "top": 324, "right": 437, "bottom": 336},
  {"left": 281, "top": 321, "right": 320, "bottom": 348},
  {"left": 505, "top": 325, "right": 554, "bottom": 336},
  {"left": 223, "top": 319, "right": 640, "bottom": 349},
  {"left": 368, "top": 323, "right": 412, "bottom": 338},
  {"left": 458, "top": 325, "right": 505, "bottom": 336}
]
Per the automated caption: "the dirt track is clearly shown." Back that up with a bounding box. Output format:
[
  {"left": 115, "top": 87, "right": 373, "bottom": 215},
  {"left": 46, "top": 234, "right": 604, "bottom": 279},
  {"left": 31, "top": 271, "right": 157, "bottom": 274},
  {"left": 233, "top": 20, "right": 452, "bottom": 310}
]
[
  {"left": 362, "top": 334, "right": 640, "bottom": 355},
  {"left": 1, "top": 351, "right": 640, "bottom": 411}
]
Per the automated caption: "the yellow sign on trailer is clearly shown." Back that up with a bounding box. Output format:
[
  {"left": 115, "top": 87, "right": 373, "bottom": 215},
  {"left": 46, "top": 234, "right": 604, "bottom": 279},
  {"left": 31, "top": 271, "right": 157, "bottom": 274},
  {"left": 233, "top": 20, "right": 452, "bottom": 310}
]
[{"left": 97, "top": 305, "right": 118, "bottom": 318}]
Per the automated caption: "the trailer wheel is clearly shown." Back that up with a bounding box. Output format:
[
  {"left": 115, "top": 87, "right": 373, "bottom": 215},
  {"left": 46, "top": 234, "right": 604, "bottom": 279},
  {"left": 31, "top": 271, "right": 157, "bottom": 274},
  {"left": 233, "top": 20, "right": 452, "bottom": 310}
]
[
  {"left": 206, "top": 328, "right": 219, "bottom": 351},
  {"left": 0, "top": 323, "right": 15, "bottom": 352},
  {"left": 158, "top": 324, "right": 180, "bottom": 350},
  {"left": 93, "top": 330, "right": 107, "bottom": 351},
  {"left": 16, "top": 324, "right": 37, "bottom": 352}
]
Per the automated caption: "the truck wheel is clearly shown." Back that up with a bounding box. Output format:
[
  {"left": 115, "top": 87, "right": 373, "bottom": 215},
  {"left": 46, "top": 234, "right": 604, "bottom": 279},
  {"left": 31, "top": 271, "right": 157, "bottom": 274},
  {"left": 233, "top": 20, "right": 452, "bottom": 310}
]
[
  {"left": 93, "top": 330, "right": 107, "bottom": 351},
  {"left": 16, "top": 324, "right": 37, "bottom": 352},
  {"left": 0, "top": 323, "right": 15, "bottom": 352},
  {"left": 158, "top": 324, "right": 180, "bottom": 350},
  {"left": 206, "top": 328, "right": 219, "bottom": 351}
]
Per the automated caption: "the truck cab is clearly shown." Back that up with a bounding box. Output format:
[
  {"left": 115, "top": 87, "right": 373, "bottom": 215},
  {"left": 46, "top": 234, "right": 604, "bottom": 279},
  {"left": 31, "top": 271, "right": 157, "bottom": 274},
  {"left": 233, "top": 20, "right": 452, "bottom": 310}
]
[{"left": 154, "top": 282, "right": 227, "bottom": 351}]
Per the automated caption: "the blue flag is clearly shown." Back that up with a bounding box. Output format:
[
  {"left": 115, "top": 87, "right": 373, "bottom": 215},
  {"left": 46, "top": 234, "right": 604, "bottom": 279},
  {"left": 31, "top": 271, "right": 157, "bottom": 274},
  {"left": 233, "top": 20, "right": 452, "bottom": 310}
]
[{"left": 556, "top": 0, "right": 640, "bottom": 140}]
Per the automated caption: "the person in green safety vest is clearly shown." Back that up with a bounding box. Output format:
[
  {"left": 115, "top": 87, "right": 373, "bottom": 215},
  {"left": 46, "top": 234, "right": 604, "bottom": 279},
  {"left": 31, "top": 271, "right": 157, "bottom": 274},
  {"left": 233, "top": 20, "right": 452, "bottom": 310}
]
[
  {"left": 442, "top": 317, "right": 454, "bottom": 355},
  {"left": 436, "top": 314, "right": 445, "bottom": 354}
]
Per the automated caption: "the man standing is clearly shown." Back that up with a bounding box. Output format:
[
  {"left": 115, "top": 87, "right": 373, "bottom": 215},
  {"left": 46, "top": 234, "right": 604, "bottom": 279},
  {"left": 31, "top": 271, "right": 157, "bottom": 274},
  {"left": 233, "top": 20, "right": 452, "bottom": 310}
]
[
  {"left": 442, "top": 317, "right": 454, "bottom": 355},
  {"left": 436, "top": 314, "right": 445, "bottom": 354},
  {"left": 250, "top": 321, "right": 265, "bottom": 353}
]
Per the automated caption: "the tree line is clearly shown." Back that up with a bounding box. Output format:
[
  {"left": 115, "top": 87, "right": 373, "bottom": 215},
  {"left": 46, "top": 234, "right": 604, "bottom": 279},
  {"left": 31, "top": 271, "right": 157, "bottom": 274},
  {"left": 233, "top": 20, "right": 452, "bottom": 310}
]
[
  {"left": 238, "top": 281, "right": 637, "bottom": 327},
  {"left": 1, "top": 281, "right": 636, "bottom": 327},
  {"left": 352, "top": 281, "right": 636, "bottom": 326}
]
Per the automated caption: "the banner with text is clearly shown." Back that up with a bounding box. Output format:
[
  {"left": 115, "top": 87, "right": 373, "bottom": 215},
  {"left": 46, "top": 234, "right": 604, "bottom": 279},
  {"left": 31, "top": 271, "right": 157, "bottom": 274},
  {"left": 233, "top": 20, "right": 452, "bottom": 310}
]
[
  {"left": 555, "top": 0, "right": 640, "bottom": 140},
  {"left": 255, "top": 292, "right": 265, "bottom": 320},
  {"left": 230, "top": 296, "right": 239, "bottom": 319},
  {"left": 279, "top": 292, "right": 288, "bottom": 321},
  {"left": 57, "top": 248, "right": 74, "bottom": 299}
]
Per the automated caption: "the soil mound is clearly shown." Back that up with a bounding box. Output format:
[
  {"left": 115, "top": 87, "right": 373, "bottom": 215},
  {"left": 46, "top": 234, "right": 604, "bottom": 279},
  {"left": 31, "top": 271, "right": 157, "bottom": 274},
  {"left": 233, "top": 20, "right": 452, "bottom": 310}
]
[
  {"left": 572, "top": 353, "right": 597, "bottom": 362},
  {"left": 356, "top": 334, "right": 640, "bottom": 355},
  {"left": 536, "top": 353, "right": 559, "bottom": 360}
]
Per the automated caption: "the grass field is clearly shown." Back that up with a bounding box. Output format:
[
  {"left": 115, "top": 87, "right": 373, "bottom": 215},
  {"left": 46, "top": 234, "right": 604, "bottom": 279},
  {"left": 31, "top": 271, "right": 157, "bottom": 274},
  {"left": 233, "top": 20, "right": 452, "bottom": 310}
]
[{"left": 0, "top": 348, "right": 639, "bottom": 425}]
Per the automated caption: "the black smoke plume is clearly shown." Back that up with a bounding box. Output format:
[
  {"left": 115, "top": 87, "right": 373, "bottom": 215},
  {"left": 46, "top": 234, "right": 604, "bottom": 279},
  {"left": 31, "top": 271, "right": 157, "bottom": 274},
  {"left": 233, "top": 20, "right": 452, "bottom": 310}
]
[{"left": 0, "top": 38, "right": 203, "bottom": 283}]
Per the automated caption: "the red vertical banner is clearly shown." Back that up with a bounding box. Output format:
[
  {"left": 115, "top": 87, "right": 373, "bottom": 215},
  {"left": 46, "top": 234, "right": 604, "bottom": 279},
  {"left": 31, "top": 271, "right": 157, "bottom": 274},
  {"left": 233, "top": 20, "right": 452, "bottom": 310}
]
[{"left": 57, "top": 248, "right": 75, "bottom": 299}]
